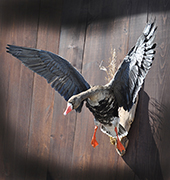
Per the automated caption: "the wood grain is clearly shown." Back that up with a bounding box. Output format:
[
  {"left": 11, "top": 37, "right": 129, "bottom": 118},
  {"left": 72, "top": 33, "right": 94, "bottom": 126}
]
[
  {"left": 24, "top": 0, "right": 62, "bottom": 179},
  {"left": 0, "top": 1, "right": 40, "bottom": 179},
  {"left": 0, "top": 0, "right": 170, "bottom": 179},
  {"left": 48, "top": 0, "right": 88, "bottom": 179}
]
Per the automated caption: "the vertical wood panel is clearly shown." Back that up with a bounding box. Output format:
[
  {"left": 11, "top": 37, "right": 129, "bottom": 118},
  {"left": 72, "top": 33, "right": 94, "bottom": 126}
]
[
  {"left": 121, "top": 2, "right": 164, "bottom": 179},
  {"left": 0, "top": 0, "right": 170, "bottom": 179},
  {"left": 0, "top": 1, "right": 40, "bottom": 179},
  {"left": 71, "top": 1, "right": 135, "bottom": 180},
  {"left": 147, "top": 1, "right": 170, "bottom": 179},
  {"left": 24, "top": 0, "right": 62, "bottom": 180},
  {"left": 48, "top": 1, "right": 88, "bottom": 179},
  {"left": 122, "top": 1, "right": 164, "bottom": 179},
  {"left": 0, "top": 0, "right": 62, "bottom": 180}
]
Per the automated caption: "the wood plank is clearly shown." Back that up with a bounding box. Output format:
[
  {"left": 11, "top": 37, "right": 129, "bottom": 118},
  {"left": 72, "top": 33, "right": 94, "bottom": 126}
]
[
  {"left": 0, "top": 0, "right": 170, "bottom": 179},
  {"left": 0, "top": 3, "right": 13, "bottom": 179},
  {"left": 0, "top": 0, "right": 62, "bottom": 179},
  {"left": 122, "top": 14, "right": 149, "bottom": 180},
  {"left": 70, "top": 1, "right": 135, "bottom": 180},
  {"left": 146, "top": 2, "right": 170, "bottom": 179},
  {"left": 0, "top": 1, "right": 40, "bottom": 179},
  {"left": 47, "top": 0, "right": 88, "bottom": 179},
  {"left": 23, "top": 0, "right": 62, "bottom": 180},
  {"left": 0, "top": 7, "right": 13, "bottom": 178},
  {"left": 123, "top": 3, "right": 164, "bottom": 180}
]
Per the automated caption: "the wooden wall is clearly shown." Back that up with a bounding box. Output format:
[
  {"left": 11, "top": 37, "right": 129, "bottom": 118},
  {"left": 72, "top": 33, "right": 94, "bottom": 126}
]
[{"left": 0, "top": 0, "right": 170, "bottom": 179}]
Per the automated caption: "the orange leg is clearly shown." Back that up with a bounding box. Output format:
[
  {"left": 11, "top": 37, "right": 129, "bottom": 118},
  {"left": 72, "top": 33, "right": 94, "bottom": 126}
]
[
  {"left": 91, "top": 126, "right": 99, "bottom": 148},
  {"left": 115, "top": 127, "right": 125, "bottom": 152}
]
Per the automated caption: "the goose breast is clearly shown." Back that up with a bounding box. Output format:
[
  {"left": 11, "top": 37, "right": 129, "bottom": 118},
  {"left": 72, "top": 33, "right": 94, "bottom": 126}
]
[{"left": 86, "top": 87, "right": 118, "bottom": 124}]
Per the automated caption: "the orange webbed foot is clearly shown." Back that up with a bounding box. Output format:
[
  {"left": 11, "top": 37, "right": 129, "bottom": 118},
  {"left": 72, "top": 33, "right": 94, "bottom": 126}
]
[
  {"left": 91, "top": 126, "right": 99, "bottom": 148},
  {"left": 115, "top": 127, "right": 125, "bottom": 153}
]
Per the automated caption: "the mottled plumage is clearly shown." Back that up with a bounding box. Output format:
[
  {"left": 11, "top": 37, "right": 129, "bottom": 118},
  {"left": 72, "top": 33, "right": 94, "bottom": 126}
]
[{"left": 86, "top": 86, "right": 118, "bottom": 124}]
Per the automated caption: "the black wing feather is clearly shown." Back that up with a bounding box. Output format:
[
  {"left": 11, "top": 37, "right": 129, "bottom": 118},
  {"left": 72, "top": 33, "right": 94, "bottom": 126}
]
[
  {"left": 6, "top": 45, "right": 90, "bottom": 112},
  {"left": 109, "top": 19, "right": 157, "bottom": 111}
]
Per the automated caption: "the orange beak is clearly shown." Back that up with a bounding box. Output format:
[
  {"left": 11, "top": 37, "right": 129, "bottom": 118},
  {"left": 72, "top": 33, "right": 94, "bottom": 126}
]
[{"left": 63, "top": 102, "right": 73, "bottom": 115}]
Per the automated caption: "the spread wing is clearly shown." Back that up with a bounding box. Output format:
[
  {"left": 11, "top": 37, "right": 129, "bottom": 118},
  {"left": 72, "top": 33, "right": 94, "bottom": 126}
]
[
  {"left": 6, "top": 45, "right": 90, "bottom": 112},
  {"left": 108, "top": 19, "right": 157, "bottom": 111}
]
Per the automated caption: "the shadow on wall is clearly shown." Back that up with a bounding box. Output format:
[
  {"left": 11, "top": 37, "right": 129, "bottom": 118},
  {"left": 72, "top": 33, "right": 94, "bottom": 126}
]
[
  {"left": 0, "top": 83, "right": 165, "bottom": 180},
  {"left": 123, "top": 90, "right": 164, "bottom": 180},
  {"left": 0, "top": 0, "right": 169, "bottom": 27}
]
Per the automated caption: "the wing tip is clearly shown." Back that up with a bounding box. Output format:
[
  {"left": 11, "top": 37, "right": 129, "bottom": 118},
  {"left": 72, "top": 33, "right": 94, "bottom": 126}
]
[{"left": 6, "top": 44, "right": 11, "bottom": 52}]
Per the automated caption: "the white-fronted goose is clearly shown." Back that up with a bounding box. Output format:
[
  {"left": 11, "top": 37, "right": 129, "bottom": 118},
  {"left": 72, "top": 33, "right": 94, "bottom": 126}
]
[{"left": 6, "top": 20, "right": 157, "bottom": 153}]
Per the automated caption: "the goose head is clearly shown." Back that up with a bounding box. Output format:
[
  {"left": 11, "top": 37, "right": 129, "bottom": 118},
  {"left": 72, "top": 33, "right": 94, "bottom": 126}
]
[{"left": 63, "top": 95, "right": 82, "bottom": 115}]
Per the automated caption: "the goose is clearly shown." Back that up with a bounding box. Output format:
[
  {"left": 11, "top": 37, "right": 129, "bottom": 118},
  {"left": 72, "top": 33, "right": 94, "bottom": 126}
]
[{"left": 6, "top": 19, "right": 157, "bottom": 153}]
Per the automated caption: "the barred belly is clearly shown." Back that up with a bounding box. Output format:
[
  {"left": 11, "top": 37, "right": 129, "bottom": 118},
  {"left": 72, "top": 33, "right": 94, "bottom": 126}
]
[{"left": 86, "top": 97, "right": 118, "bottom": 125}]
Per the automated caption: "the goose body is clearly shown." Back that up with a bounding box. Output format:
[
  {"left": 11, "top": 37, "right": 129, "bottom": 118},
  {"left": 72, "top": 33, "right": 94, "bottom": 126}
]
[
  {"left": 6, "top": 20, "right": 157, "bottom": 152},
  {"left": 86, "top": 86, "right": 118, "bottom": 123}
]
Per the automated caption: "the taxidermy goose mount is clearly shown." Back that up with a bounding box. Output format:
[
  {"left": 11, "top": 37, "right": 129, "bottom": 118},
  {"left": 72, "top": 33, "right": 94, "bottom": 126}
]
[{"left": 6, "top": 19, "right": 157, "bottom": 154}]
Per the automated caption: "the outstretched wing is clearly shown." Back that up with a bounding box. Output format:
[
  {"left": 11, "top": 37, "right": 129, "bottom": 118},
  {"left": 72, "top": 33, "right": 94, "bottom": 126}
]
[
  {"left": 108, "top": 19, "right": 157, "bottom": 111},
  {"left": 6, "top": 45, "right": 90, "bottom": 112}
]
